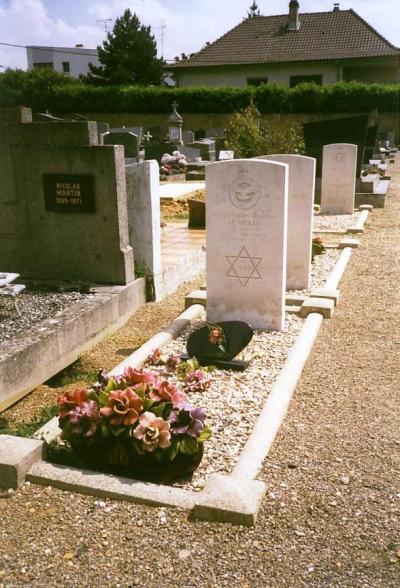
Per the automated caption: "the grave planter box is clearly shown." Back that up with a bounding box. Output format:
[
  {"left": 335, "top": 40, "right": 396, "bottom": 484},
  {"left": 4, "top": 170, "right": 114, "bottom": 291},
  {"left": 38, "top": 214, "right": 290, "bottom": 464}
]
[
  {"left": 47, "top": 439, "right": 204, "bottom": 484},
  {"left": 188, "top": 198, "right": 206, "bottom": 228}
]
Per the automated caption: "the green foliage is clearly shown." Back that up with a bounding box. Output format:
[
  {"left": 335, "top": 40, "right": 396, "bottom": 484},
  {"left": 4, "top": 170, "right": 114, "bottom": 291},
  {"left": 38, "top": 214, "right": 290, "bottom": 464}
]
[
  {"left": 0, "top": 72, "right": 398, "bottom": 114},
  {"left": 0, "top": 404, "right": 58, "bottom": 438},
  {"left": 87, "top": 9, "right": 164, "bottom": 85},
  {"left": 224, "top": 103, "right": 264, "bottom": 158},
  {"left": 0, "top": 67, "right": 72, "bottom": 109},
  {"left": 225, "top": 103, "right": 304, "bottom": 157},
  {"left": 134, "top": 261, "right": 149, "bottom": 279},
  {"left": 261, "top": 118, "right": 305, "bottom": 155}
]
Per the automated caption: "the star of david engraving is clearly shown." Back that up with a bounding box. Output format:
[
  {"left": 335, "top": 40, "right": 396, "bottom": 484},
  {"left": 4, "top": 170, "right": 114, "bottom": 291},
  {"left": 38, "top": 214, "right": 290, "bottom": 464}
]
[{"left": 225, "top": 247, "right": 263, "bottom": 287}]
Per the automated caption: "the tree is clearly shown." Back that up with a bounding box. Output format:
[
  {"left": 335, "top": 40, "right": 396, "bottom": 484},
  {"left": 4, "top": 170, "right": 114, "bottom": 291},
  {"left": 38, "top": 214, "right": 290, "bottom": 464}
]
[
  {"left": 88, "top": 9, "right": 164, "bottom": 85},
  {"left": 225, "top": 103, "right": 304, "bottom": 158}
]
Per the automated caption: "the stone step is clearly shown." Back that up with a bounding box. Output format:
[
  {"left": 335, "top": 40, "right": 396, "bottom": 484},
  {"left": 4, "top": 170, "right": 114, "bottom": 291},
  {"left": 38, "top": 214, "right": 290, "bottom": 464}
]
[{"left": 299, "top": 297, "right": 335, "bottom": 319}]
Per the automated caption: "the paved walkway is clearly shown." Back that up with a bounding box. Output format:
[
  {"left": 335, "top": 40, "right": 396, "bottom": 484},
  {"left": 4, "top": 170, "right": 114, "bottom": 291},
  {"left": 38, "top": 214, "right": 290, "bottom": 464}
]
[
  {"left": 161, "top": 223, "right": 205, "bottom": 269},
  {"left": 1, "top": 157, "right": 399, "bottom": 587},
  {"left": 159, "top": 181, "right": 205, "bottom": 200}
]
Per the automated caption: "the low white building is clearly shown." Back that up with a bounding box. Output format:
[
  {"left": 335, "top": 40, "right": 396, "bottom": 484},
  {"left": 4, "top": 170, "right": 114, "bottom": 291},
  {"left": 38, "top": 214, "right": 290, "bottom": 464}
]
[{"left": 26, "top": 45, "right": 100, "bottom": 78}]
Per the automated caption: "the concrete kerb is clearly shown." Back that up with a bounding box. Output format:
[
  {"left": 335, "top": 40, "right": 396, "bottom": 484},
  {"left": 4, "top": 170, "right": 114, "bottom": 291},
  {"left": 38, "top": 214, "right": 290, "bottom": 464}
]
[
  {"left": 324, "top": 247, "right": 353, "bottom": 291},
  {"left": 27, "top": 461, "right": 197, "bottom": 510},
  {"left": 231, "top": 313, "right": 324, "bottom": 481},
  {"left": 346, "top": 209, "right": 370, "bottom": 234},
  {"left": 108, "top": 303, "right": 205, "bottom": 377},
  {"left": 20, "top": 247, "right": 356, "bottom": 525},
  {"left": 0, "top": 279, "right": 146, "bottom": 413}
]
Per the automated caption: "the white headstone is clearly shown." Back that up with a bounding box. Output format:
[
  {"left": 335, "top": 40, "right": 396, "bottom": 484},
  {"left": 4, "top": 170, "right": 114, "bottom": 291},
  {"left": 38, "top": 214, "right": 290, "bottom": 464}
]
[
  {"left": 125, "top": 160, "right": 162, "bottom": 299},
  {"left": 256, "top": 154, "right": 315, "bottom": 290},
  {"left": 206, "top": 159, "right": 288, "bottom": 330},
  {"left": 321, "top": 144, "right": 357, "bottom": 215}
]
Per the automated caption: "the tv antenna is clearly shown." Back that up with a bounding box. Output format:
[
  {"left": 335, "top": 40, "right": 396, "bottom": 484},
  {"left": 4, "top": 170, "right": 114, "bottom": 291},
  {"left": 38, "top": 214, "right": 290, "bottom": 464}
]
[
  {"left": 96, "top": 18, "right": 113, "bottom": 33},
  {"left": 153, "top": 19, "right": 167, "bottom": 57}
]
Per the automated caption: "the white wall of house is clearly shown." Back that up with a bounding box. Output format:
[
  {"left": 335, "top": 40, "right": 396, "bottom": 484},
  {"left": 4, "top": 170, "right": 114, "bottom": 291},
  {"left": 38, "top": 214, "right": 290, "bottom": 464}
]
[
  {"left": 174, "top": 57, "right": 399, "bottom": 87},
  {"left": 175, "top": 62, "right": 339, "bottom": 87},
  {"left": 26, "top": 46, "right": 100, "bottom": 78}
]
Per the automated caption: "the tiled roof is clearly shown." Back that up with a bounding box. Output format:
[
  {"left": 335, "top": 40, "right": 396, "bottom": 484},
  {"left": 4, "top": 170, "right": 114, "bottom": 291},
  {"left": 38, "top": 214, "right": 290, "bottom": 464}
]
[{"left": 170, "top": 9, "right": 399, "bottom": 69}]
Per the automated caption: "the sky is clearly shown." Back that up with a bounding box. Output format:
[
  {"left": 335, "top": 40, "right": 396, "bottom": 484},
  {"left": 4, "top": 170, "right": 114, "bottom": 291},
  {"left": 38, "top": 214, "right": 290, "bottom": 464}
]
[{"left": 0, "top": 0, "right": 399, "bottom": 70}]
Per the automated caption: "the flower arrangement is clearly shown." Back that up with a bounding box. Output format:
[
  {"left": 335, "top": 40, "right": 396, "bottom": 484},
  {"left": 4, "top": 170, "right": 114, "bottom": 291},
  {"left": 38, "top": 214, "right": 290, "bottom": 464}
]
[
  {"left": 54, "top": 358, "right": 212, "bottom": 482},
  {"left": 160, "top": 151, "right": 187, "bottom": 180}
]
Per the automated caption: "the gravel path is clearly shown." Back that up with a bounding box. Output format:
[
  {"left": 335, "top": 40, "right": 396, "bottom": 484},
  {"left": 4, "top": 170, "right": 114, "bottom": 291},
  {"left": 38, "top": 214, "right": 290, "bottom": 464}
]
[{"left": 1, "top": 160, "right": 400, "bottom": 587}]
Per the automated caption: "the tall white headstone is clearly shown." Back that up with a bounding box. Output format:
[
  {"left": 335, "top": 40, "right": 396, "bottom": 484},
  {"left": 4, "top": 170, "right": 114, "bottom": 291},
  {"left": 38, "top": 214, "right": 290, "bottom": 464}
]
[
  {"left": 206, "top": 159, "right": 288, "bottom": 330},
  {"left": 256, "top": 154, "right": 315, "bottom": 290},
  {"left": 321, "top": 143, "right": 357, "bottom": 215},
  {"left": 125, "top": 160, "right": 162, "bottom": 299}
]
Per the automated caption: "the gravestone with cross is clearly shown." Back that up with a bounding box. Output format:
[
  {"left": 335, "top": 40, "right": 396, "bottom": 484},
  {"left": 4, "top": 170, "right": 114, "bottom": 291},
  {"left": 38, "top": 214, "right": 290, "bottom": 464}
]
[{"left": 168, "top": 101, "right": 183, "bottom": 145}]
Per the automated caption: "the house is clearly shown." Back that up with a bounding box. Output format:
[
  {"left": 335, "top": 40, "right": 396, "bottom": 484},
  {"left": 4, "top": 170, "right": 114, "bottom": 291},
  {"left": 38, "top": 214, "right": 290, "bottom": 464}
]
[
  {"left": 26, "top": 45, "right": 100, "bottom": 78},
  {"left": 169, "top": 1, "right": 400, "bottom": 87}
]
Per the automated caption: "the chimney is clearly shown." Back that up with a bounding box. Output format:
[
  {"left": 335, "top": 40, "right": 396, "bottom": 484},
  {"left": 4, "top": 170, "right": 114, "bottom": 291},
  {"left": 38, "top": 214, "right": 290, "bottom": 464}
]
[
  {"left": 288, "top": 0, "right": 300, "bottom": 31},
  {"left": 333, "top": 3, "right": 340, "bottom": 11}
]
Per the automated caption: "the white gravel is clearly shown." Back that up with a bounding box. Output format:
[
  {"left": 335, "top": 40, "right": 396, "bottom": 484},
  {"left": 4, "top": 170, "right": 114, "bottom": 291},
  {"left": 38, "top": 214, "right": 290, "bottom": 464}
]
[
  {"left": 156, "top": 312, "right": 303, "bottom": 490},
  {"left": 313, "top": 212, "right": 361, "bottom": 232},
  {"left": 0, "top": 290, "right": 92, "bottom": 343}
]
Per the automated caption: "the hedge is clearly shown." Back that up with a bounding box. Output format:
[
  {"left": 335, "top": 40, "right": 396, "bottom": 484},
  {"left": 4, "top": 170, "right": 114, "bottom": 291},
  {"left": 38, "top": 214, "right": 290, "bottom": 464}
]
[{"left": 0, "top": 69, "right": 398, "bottom": 114}]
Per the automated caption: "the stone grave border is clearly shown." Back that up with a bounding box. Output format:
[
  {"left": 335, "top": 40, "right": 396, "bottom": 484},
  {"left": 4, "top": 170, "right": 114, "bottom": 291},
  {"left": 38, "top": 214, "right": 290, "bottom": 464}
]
[
  {"left": 0, "top": 279, "right": 146, "bottom": 413},
  {"left": 0, "top": 210, "right": 371, "bottom": 526}
]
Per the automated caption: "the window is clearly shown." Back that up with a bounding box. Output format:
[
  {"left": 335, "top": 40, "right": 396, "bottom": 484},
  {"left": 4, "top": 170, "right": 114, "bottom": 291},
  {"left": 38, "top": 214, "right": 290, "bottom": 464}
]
[
  {"left": 247, "top": 77, "right": 268, "bottom": 87},
  {"left": 290, "top": 75, "right": 323, "bottom": 88},
  {"left": 62, "top": 61, "right": 70, "bottom": 73},
  {"left": 33, "top": 62, "right": 53, "bottom": 70}
]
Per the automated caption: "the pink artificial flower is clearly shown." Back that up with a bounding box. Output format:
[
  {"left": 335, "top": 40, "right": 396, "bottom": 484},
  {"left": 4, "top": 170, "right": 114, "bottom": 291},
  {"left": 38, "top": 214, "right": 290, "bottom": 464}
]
[
  {"left": 149, "top": 380, "right": 187, "bottom": 408},
  {"left": 133, "top": 412, "right": 171, "bottom": 452},
  {"left": 123, "top": 366, "right": 158, "bottom": 387},
  {"left": 67, "top": 400, "right": 100, "bottom": 437},
  {"left": 58, "top": 388, "right": 89, "bottom": 418},
  {"left": 146, "top": 349, "right": 161, "bottom": 366},
  {"left": 184, "top": 370, "right": 212, "bottom": 393},
  {"left": 100, "top": 388, "right": 143, "bottom": 426}
]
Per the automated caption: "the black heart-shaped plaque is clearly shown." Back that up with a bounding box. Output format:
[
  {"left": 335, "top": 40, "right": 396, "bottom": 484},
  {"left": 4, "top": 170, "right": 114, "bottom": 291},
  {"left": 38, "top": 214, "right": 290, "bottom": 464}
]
[{"left": 187, "top": 321, "right": 253, "bottom": 363}]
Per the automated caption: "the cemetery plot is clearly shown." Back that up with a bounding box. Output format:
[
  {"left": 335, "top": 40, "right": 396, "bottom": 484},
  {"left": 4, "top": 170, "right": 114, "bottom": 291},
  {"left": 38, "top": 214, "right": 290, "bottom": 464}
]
[
  {"left": 37, "top": 233, "right": 345, "bottom": 489},
  {"left": 144, "top": 312, "right": 303, "bottom": 490},
  {"left": 0, "top": 287, "right": 92, "bottom": 344}
]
